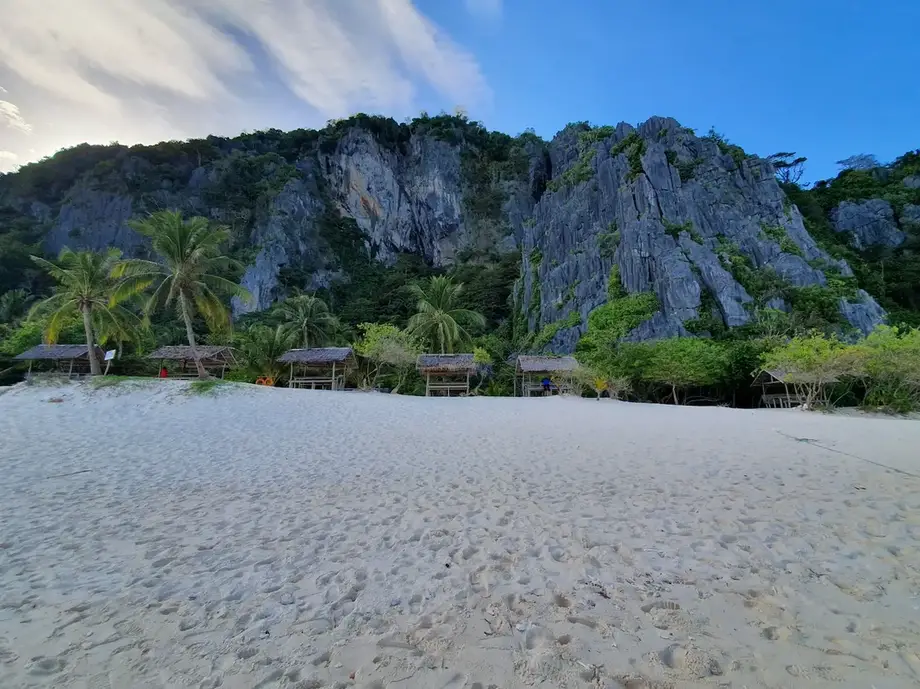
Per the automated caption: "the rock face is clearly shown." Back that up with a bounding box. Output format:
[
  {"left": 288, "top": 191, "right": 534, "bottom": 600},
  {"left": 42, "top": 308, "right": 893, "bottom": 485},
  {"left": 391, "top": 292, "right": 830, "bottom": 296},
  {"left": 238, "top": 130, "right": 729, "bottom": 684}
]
[
  {"left": 517, "top": 117, "right": 879, "bottom": 350},
  {"left": 0, "top": 115, "right": 888, "bottom": 345},
  {"left": 831, "top": 199, "right": 906, "bottom": 249}
]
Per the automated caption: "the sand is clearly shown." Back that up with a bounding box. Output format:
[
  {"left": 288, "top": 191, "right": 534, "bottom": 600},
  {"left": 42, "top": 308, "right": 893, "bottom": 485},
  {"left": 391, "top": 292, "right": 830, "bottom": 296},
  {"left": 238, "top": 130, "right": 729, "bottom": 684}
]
[{"left": 1, "top": 380, "right": 919, "bottom": 689}]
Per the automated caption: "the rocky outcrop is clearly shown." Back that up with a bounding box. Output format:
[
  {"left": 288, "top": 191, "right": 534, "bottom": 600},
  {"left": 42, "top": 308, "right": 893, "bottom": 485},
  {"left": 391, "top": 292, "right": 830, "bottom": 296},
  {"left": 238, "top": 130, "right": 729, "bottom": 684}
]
[
  {"left": 831, "top": 199, "right": 906, "bottom": 249},
  {"left": 45, "top": 188, "right": 140, "bottom": 256},
  {"left": 901, "top": 204, "right": 920, "bottom": 230},
  {"left": 0, "top": 114, "right": 892, "bottom": 348},
  {"left": 519, "top": 117, "right": 872, "bottom": 351}
]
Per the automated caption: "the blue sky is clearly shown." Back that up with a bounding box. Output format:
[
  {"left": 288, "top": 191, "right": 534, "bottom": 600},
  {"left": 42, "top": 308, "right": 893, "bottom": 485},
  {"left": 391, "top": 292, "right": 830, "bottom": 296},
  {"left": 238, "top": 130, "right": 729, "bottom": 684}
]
[
  {"left": 427, "top": 0, "right": 920, "bottom": 182},
  {"left": 1, "top": 0, "right": 917, "bottom": 182}
]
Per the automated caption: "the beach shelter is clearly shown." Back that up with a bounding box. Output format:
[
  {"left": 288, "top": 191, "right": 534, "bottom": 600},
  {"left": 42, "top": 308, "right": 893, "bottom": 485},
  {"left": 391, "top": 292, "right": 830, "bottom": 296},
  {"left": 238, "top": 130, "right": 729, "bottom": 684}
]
[
  {"left": 14, "top": 344, "right": 105, "bottom": 378},
  {"left": 148, "top": 345, "right": 238, "bottom": 379},
  {"left": 515, "top": 355, "right": 579, "bottom": 396},
  {"left": 416, "top": 354, "right": 476, "bottom": 397},
  {"left": 278, "top": 347, "right": 355, "bottom": 390},
  {"left": 752, "top": 368, "right": 839, "bottom": 408}
]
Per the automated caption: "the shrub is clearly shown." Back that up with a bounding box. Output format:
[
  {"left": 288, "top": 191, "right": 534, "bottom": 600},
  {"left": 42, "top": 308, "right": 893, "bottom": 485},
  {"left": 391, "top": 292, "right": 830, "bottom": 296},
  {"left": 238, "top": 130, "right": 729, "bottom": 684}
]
[{"left": 861, "top": 325, "right": 920, "bottom": 412}]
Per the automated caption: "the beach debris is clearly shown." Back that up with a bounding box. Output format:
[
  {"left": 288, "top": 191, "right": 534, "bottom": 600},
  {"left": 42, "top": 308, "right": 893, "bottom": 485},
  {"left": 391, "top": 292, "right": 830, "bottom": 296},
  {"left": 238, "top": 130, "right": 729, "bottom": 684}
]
[
  {"left": 584, "top": 577, "right": 612, "bottom": 600},
  {"left": 47, "top": 398, "right": 64, "bottom": 403}
]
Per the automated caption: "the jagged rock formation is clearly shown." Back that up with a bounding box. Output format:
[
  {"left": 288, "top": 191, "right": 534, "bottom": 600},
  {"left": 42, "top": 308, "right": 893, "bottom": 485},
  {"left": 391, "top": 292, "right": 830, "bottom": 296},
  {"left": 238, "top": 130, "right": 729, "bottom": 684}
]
[
  {"left": 831, "top": 199, "right": 905, "bottom": 249},
  {"left": 0, "top": 114, "right": 895, "bottom": 353},
  {"left": 518, "top": 117, "right": 883, "bottom": 351}
]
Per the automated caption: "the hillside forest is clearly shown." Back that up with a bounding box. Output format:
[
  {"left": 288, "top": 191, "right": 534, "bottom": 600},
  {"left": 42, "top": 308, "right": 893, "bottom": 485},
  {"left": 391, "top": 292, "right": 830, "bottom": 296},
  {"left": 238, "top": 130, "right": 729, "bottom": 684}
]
[{"left": 1, "top": 114, "right": 919, "bottom": 410}]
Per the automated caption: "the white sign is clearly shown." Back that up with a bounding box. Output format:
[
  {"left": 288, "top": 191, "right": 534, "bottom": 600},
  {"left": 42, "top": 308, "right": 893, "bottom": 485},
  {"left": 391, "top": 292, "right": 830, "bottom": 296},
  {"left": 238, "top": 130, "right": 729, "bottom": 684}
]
[{"left": 104, "top": 350, "right": 116, "bottom": 361}]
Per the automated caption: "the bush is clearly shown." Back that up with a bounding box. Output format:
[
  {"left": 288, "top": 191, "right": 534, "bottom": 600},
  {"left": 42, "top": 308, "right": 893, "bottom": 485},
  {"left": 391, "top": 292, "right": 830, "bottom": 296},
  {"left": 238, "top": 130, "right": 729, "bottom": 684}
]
[{"left": 860, "top": 325, "right": 920, "bottom": 412}]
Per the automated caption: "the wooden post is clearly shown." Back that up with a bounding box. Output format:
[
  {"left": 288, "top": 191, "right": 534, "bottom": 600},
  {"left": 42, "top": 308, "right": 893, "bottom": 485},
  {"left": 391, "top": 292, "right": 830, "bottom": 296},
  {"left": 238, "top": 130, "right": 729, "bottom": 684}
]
[
  {"left": 68, "top": 358, "right": 74, "bottom": 378},
  {"left": 332, "top": 362, "right": 337, "bottom": 391},
  {"left": 466, "top": 369, "right": 470, "bottom": 396},
  {"left": 289, "top": 362, "right": 294, "bottom": 388},
  {"left": 426, "top": 372, "right": 430, "bottom": 397}
]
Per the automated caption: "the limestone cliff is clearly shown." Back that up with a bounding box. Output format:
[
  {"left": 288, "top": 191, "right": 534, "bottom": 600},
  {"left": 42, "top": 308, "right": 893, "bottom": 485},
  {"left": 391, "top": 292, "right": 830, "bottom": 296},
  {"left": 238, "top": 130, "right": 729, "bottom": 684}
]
[{"left": 0, "top": 114, "right": 894, "bottom": 350}]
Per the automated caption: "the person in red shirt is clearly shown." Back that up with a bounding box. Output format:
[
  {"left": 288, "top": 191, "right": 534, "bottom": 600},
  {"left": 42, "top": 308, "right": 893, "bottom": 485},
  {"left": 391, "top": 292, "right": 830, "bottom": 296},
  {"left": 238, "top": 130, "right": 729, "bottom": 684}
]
[{"left": 159, "top": 367, "right": 168, "bottom": 378}]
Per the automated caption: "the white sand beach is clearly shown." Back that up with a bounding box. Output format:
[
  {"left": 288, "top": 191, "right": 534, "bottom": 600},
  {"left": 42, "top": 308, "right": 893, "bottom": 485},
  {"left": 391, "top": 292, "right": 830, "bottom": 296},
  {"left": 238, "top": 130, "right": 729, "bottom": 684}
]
[{"left": 1, "top": 381, "right": 919, "bottom": 689}]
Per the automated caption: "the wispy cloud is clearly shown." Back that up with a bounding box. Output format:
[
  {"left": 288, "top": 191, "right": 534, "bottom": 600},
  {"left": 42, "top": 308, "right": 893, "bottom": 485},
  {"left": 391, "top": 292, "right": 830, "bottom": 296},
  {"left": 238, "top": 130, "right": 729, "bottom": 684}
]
[
  {"left": 0, "top": 99, "right": 32, "bottom": 133},
  {"left": 0, "top": 0, "right": 489, "bottom": 166}
]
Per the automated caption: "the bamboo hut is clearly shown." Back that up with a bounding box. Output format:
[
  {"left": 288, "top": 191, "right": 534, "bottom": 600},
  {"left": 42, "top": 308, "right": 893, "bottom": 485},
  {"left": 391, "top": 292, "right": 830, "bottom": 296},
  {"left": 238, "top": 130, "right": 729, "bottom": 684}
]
[
  {"left": 417, "top": 354, "right": 476, "bottom": 397},
  {"left": 15, "top": 344, "right": 105, "bottom": 378},
  {"left": 148, "top": 345, "right": 237, "bottom": 379},
  {"left": 752, "top": 369, "right": 839, "bottom": 408},
  {"left": 278, "top": 347, "right": 355, "bottom": 390},
  {"left": 515, "top": 355, "right": 579, "bottom": 396}
]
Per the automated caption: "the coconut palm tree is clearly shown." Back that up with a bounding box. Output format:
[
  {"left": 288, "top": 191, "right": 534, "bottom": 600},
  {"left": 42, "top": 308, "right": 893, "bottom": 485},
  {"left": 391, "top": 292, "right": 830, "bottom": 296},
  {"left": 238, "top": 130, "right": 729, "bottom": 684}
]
[
  {"left": 112, "top": 211, "right": 250, "bottom": 378},
  {"left": 407, "top": 276, "right": 485, "bottom": 354},
  {"left": 29, "top": 248, "right": 140, "bottom": 375},
  {"left": 235, "top": 324, "right": 295, "bottom": 383},
  {"left": 277, "top": 294, "right": 339, "bottom": 349}
]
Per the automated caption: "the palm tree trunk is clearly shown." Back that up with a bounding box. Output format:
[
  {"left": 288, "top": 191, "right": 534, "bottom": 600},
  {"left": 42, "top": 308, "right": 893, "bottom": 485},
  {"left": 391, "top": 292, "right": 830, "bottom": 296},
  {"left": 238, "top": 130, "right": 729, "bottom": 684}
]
[
  {"left": 81, "top": 306, "right": 102, "bottom": 376},
  {"left": 180, "top": 293, "right": 208, "bottom": 379},
  {"left": 671, "top": 383, "right": 679, "bottom": 405}
]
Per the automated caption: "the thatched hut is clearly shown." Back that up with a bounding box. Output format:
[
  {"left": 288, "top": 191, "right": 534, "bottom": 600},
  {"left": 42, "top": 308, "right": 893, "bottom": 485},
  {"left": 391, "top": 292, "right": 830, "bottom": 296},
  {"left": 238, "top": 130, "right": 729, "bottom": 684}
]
[
  {"left": 515, "top": 355, "right": 579, "bottom": 396},
  {"left": 416, "top": 354, "right": 476, "bottom": 397},
  {"left": 15, "top": 344, "right": 105, "bottom": 378},
  {"left": 752, "top": 369, "right": 839, "bottom": 408},
  {"left": 277, "top": 347, "right": 355, "bottom": 390},
  {"left": 148, "top": 345, "right": 238, "bottom": 379}
]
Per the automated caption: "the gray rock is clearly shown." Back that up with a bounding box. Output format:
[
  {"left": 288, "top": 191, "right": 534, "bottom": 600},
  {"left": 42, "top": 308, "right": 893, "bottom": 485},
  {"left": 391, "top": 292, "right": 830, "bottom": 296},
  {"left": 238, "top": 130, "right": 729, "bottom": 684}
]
[
  {"left": 518, "top": 116, "right": 869, "bottom": 351},
  {"left": 903, "top": 175, "right": 920, "bottom": 189},
  {"left": 901, "top": 204, "right": 920, "bottom": 230},
  {"left": 831, "top": 199, "right": 905, "bottom": 249},
  {"left": 839, "top": 290, "right": 886, "bottom": 336},
  {"left": 44, "top": 188, "right": 139, "bottom": 255}
]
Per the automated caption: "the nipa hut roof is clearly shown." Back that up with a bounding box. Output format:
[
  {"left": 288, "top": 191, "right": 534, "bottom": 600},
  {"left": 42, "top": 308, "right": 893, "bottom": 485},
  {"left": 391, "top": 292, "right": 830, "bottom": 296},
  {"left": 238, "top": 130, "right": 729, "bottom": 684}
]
[
  {"left": 516, "top": 355, "right": 579, "bottom": 374},
  {"left": 147, "top": 345, "right": 236, "bottom": 362},
  {"left": 277, "top": 347, "right": 355, "bottom": 365},
  {"left": 416, "top": 353, "right": 476, "bottom": 372},
  {"left": 753, "top": 368, "right": 840, "bottom": 385},
  {"left": 15, "top": 344, "right": 103, "bottom": 361}
]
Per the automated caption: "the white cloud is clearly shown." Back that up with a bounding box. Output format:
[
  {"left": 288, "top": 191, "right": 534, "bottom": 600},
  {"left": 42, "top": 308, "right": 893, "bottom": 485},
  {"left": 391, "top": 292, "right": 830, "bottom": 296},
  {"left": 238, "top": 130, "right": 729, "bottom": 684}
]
[
  {"left": 0, "top": 99, "right": 32, "bottom": 133},
  {"left": 465, "top": 0, "right": 502, "bottom": 20},
  {"left": 0, "top": 150, "right": 18, "bottom": 173},
  {"left": 0, "top": 0, "right": 489, "bottom": 166}
]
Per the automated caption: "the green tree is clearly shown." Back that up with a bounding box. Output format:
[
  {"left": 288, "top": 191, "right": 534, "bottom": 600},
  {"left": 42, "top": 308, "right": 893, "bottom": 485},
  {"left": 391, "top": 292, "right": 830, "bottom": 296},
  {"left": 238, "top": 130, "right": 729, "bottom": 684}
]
[
  {"left": 29, "top": 248, "right": 139, "bottom": 375},
  {"left": 0, "top": 289, "right": 32, "bottom": 325},
  {"left": 861, "top": 325, "right": 920, "bottom": 411},
  {"left": 277, "top": 294, "right": 339, "bottom": 349},
  {"left": 112, "top": 211, "right": 249, "bottom": 378},
  {"left": 354, "top": 322, "right": 421, "bottom": 392},
  {"left": 407, "top": 276, "right": 485, "bottom": 354},
  {"left": 638, "top": 338, "right": 728, "bottom": 404},
  {"left": 234, "top": 324, "right": 295, "bottom": 383},
  {"left": 760, "top": 332, "right": 862, "bottom": 408}
]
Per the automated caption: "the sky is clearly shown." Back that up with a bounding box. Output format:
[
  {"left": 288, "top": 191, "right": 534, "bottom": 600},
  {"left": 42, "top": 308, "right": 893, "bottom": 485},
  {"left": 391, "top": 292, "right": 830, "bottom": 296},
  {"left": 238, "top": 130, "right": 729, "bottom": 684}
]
[{"left": 1, "top": 0, "right": 918, "bottom": 181}]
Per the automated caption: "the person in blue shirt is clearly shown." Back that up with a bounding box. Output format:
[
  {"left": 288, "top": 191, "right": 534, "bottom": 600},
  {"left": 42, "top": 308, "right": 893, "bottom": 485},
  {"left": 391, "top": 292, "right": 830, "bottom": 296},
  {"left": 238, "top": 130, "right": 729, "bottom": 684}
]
[{"left": 541, "top": 377, "right": 552, "bottom": 395}]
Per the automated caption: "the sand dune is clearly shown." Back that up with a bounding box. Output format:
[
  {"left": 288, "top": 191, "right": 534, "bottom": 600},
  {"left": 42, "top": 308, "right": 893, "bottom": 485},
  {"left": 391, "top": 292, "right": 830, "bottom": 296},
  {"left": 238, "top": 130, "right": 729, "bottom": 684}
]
[{"left": 1, "top": 380, "right": 919, "bottom": 689}]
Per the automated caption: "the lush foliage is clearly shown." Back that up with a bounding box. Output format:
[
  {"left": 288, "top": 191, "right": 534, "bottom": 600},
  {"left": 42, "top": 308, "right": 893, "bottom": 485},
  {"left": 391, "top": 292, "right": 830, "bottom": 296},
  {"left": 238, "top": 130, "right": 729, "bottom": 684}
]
[
  {"left": 354, "top": 322, "right": 422, "bottom": 391},
  {"left": 277, "top": 294, "right": 339, "bottom": 349},
  {"left": 113, "top": 211, "right": 250, "bottom": 376},
  {"left": 233, "top": 324, "right": 296, "bottom": 383},
  {"left": 406, "top": 276, "right": 486, "bottom": 354},
  {"left": 29, "top": 248, "right": 141, "bottom": 374}
]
